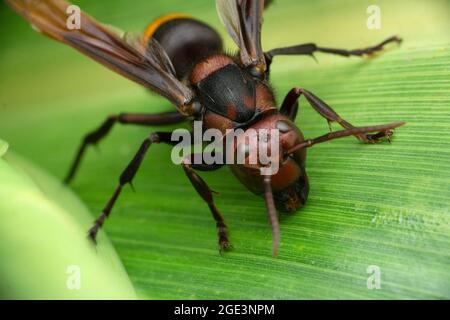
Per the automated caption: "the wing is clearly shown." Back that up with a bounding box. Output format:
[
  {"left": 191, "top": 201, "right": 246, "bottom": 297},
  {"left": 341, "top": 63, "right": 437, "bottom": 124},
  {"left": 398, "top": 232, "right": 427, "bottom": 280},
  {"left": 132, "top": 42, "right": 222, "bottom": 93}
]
[
  {"left": 5, "top": 0, "right": 195, "bottom": 112},
  {"left": 216, "top": 0, "right": 266, "bottom": 74}
]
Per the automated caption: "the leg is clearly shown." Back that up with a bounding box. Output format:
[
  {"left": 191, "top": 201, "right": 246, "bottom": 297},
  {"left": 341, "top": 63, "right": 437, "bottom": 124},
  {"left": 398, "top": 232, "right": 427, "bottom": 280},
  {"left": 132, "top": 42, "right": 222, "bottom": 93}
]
[
  {"left": 88, "top": 131, "right": 177, "bottom": 243},
  {"left": 65, "top": 111, "right": 186, "bottom": 184},
  {"left": 263, "top": 175, "right": 280, "bottom": 257},
  {"left": 287, "top": 121, "right": 405, "bottom": 154},
  {"left": 279, "top": 90, "right": 299, "bottom": 121},
  {"left": 181, "top": 154, "right": 230, "bottom": 253},
  {"left": 281, "top": 87, "right": 398, "bottom": 143},
  {"left": 265, "top": 36, "right": 402, "bottom": 69}
]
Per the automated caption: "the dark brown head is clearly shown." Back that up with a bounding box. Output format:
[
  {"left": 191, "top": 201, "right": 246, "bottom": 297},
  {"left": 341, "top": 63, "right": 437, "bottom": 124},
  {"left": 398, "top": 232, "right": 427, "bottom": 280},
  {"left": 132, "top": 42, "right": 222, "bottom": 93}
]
[{"left": 229, "top": 114, "right": 310, "bottom": 212}]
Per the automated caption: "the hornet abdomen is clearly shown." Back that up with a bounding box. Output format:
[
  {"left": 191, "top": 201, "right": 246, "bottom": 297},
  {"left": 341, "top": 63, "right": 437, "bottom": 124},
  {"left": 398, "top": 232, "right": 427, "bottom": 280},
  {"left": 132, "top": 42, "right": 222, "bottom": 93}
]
[{"left": 143, "top": 14, "right": 223, "bottom": 80}]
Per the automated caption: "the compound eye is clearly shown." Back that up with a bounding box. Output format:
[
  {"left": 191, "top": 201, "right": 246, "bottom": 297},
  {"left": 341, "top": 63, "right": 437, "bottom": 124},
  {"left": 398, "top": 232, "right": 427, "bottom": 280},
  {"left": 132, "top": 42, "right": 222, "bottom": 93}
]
[
  {"left": 276, "top": 120, "right": 293, "bottom": 133},
  {"left": 248, "top": 66, "right": 265, "bottom": 80}
]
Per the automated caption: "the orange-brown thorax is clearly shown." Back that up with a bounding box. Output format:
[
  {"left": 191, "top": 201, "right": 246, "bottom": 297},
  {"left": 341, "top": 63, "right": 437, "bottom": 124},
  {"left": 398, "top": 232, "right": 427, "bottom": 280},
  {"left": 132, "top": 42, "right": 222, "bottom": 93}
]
[{"left": 190, "top": 54, "right": 277, "bottom": 130}]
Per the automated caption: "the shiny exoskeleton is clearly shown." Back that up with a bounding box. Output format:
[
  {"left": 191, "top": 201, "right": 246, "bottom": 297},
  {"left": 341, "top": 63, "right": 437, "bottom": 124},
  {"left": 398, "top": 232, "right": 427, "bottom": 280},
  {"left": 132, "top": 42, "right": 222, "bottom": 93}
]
[
  {"left": 148, "top": 16, "right": 308, "bottom": 214},
  {"left": 7, "top": 0, "right": 404, "bottom": 256}
]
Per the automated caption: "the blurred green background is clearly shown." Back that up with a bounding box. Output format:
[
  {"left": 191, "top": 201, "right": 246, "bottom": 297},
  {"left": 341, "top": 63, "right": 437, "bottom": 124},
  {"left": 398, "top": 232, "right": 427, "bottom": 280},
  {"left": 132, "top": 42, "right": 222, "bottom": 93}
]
[{"left": 0, "top": 0, "right": 449, "bottom": 299}]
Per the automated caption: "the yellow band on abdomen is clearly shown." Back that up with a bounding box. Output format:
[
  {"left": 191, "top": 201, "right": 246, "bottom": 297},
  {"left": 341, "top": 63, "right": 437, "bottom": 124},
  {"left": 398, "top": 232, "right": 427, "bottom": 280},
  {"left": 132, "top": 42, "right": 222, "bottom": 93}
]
[{"left": 143, "top": 13, "right": 191, "bottom": 45}]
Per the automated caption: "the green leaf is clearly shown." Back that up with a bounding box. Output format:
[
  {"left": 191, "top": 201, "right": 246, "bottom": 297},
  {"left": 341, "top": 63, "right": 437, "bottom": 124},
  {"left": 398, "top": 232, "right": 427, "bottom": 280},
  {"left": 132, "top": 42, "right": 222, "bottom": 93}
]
[
  {"left": 0, "top": 139, "right": 8, "bottom": 158},
  {"left": 0, "top": 148, "right": 137, "bottom": 299},
  {"left": 0, "top": 0, "right": 449, "bottom": 299}
]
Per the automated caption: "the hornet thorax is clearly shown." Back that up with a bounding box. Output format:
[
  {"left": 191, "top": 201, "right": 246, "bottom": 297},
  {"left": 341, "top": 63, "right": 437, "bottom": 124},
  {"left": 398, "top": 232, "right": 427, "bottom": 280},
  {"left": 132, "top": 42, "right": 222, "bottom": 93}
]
[{"left": 190, "top": 54, "right": 276, "bottom": 130}]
